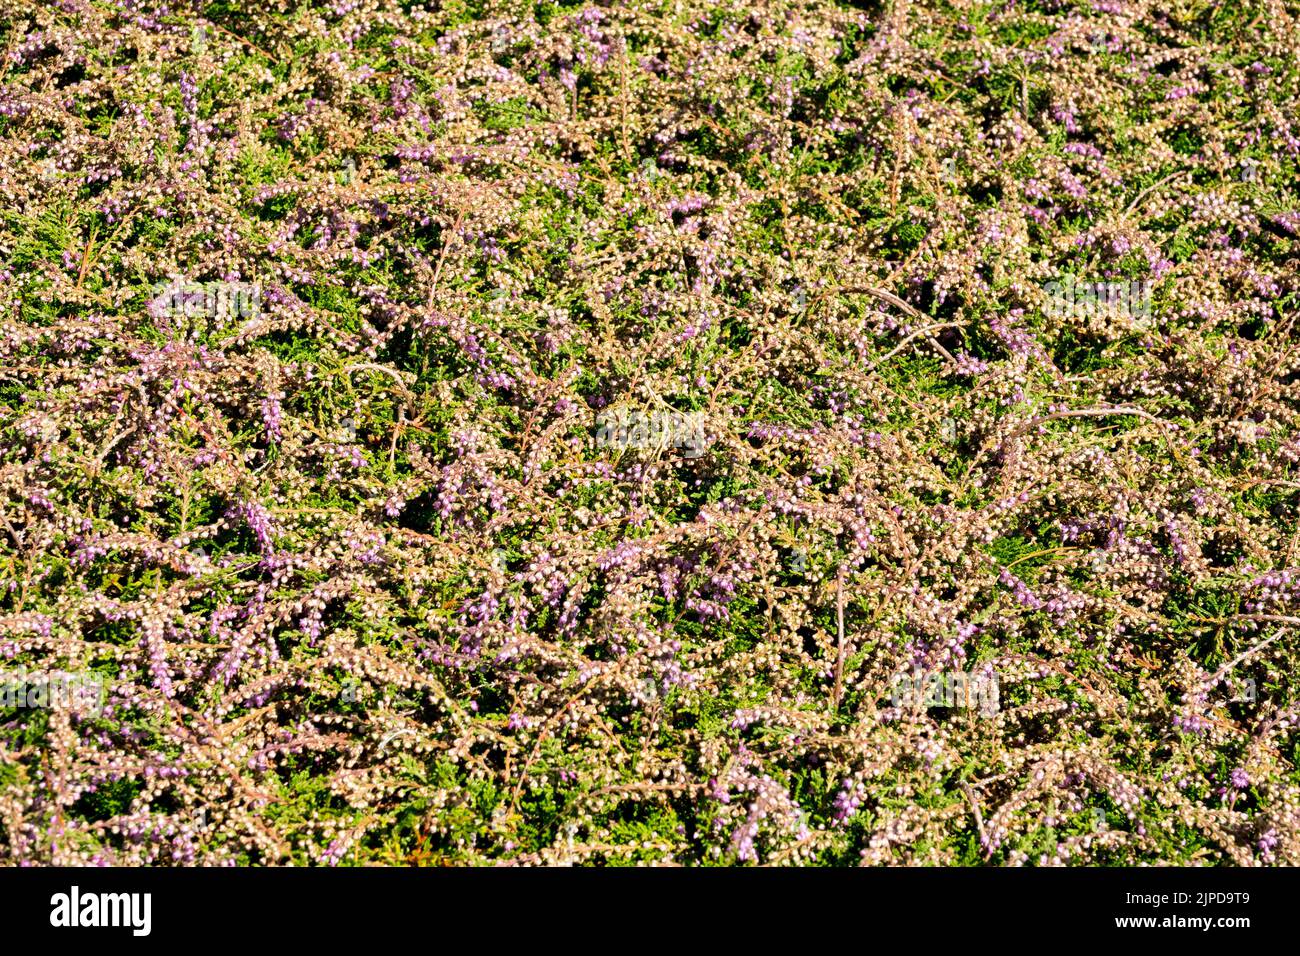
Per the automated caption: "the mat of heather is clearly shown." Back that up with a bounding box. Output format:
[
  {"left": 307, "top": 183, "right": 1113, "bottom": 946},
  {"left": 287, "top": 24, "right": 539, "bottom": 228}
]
[{"left": 1, "top": 0, "right": 1299, "bottom": 866}]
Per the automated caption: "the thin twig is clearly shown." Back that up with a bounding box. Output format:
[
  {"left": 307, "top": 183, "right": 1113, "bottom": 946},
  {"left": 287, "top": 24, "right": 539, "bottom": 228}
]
[
  {"left": 960, "top": 782, "right": 989, "bottom": 854},
  {"left": 865, "top": 322, "right": 968, "bottom": 372},
  {"left": 1202, "top": 615, "right": 1300, "bottom": 688},
  {"left": 1006, "top": 405, "right": 1170, "bottom": 441},
  {"left": 1124, "top": 168, "right": 1189, "bottom": 215},
  {"left": 838, "top": 285, "right": 959, "bottom": 364}
]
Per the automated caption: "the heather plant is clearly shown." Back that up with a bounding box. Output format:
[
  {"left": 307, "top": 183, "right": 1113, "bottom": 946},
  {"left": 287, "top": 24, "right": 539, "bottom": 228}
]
[{"left": 0, "top": 0, "right": 1298, "bottom": 867}]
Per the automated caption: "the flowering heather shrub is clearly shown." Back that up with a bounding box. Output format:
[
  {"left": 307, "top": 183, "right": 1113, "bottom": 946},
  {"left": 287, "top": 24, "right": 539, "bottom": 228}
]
[{"left": 1, "top": 0, "right": 1300, "bottom": 867}]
